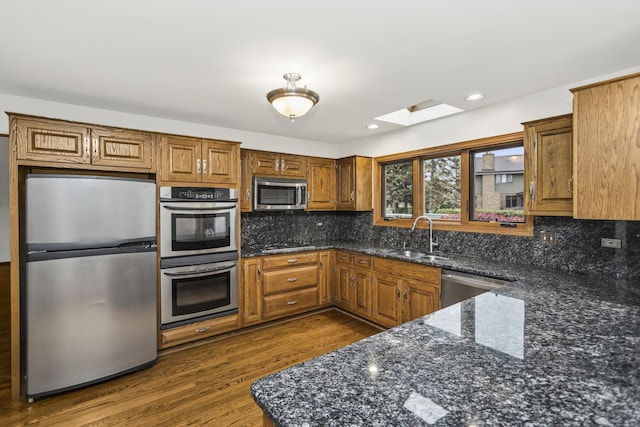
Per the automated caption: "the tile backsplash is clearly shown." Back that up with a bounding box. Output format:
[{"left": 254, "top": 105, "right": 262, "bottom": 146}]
[{"left": 241, "top": 211, "right": 639, "bottom": 278}]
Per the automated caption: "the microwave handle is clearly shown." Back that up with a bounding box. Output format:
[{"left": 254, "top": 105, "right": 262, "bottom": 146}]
[
  {"left": 296, "top": 185, "right": 302, "bottom": 207},
  {"left": 162, "top": 204, "right": 237, "bottom": 211},
  {"left": 163, "top": 262, "right": 237, "bottom": 276}
]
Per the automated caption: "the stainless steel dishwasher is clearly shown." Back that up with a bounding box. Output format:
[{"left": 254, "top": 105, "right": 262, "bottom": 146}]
[{"left": 440, "top": 270, "right": 509, "bottom": 308}]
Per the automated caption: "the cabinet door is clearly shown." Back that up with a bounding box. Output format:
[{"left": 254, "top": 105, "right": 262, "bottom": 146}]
[
  {"left": 161, "top": 135, "right": 201, "bottom": 182},
  {"left": 242, "top": 258, "right": 263, "bottom": 326},
  {"left": 91, "top": 127, "right": 154, "bottom": 171},
  {"left": 307, "top": 157, "right": 336, "bottom": 210},
  {"left": 318, "top": 251, "right": 332, "bottom": 305},
  {"left": 202, "top": 140, "right": 239, "bottom": 185},
  {"left": 334, "top": 263, "right": 352, "bottom": 308},
  {"left": 252, "top": 151, "right": 280, "bottom": 177},
  {"left": 372, "top": 272, "right": 400, "bottom": 328},
  {"left": 15, "top": 117, "right": 90, "bottom": 164},
  {"left": 524, "top": 115, "right": 573, "bottom": 216},
  {"left": 403, "top": 279, "right": 440, "bottom": 323},
  {"left": 335, "top": 157, "right": 355, "bottom": 210},
  {"left": 572, "top": 73, "right": 640, "bottom": 220},
  {"left": 279, "top": 154, "right": 306, "bottom": 178},
  {"left": 240, "top": 150, "right": 253, "bottom": 212},
  {"left": 351, "top": 268, "right": 372, "bottom": 318}
]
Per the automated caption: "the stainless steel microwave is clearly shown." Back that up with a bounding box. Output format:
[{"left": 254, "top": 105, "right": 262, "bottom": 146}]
[{"left": 253, "top": 177, "right": 307, "bottom": 210}]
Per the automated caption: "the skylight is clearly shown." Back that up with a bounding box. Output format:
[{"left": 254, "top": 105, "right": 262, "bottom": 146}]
[{"left": 375, "top": 100, "right": 463, "bottom": 126}]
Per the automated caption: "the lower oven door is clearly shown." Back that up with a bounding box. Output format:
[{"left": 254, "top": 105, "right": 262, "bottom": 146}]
[{"left": 160, "top": 260, "right": 239, "bottom": 327}]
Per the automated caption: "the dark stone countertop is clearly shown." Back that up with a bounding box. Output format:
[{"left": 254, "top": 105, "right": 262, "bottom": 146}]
[{"left": 248, "top": 242, "right": 640, "bottom": 426}]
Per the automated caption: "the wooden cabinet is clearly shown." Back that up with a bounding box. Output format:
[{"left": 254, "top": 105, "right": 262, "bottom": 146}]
[
  {"left": 372, "top": 257, "right": 440, "bottom": 328},
  {"left": 240, "top": 150, "right": 253, "bottom": 212},
  {"left": 160, "top": 313, "right": 239, "bottom": 349},
  {"left": 523, "top": 114, "right": 573, "bottom": 216},
  {"left": 318, "top": 251, "right": 332, "bottom": 305},
  {"left": 252, "top": 151, "right": 306, "bottom": 178},
  {"left": 335, "top": 156, "right": 372, "bottom": 211},
  {"left": 571, "top": 73, "right": 640, "bottom": 220},
  {"left": 306, "top": 157, "right": 336, "bottom": 210},
  {"left": 11, "top": 115, "right": 154, "bottom": 171},
  {"left": 242, "top": 257, "right": 263, "bottom": 326},
  {"left": 333, "top": 251, "right": 372, "bottom": 318},
  {"left": 160, "top": 135, "right": 240, "bottom": 185}
]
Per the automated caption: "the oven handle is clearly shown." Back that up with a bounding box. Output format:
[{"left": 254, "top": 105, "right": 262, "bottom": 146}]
[
  {"left": 161, "top": 204, "right": 237, "bottom": 211},
  {"left": 162, "top": 262, "right": 237, "bottom": 276}
]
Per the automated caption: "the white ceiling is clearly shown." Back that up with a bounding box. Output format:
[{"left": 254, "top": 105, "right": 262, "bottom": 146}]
[{"left": 1, "top": 1, "right": 639, "bottom": 144}]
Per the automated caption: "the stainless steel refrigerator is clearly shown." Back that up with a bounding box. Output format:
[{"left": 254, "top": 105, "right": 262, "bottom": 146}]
[{"left": 24, "top": 174, "right": 158, "bottom": 401}]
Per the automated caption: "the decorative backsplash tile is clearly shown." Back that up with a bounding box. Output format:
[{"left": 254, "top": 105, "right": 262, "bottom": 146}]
[{"left": 241, "top": 211, "right": 639, "bottom": 278}]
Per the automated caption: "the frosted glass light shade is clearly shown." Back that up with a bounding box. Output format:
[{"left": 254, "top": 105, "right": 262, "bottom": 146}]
[{"left": 267, "top": 73, "right": 319, "bottom": 122}]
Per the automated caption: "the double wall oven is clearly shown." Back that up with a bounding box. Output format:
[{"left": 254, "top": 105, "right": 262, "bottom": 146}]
[{"left": 159, "top": 187, "right": 239, "bottom": 329}]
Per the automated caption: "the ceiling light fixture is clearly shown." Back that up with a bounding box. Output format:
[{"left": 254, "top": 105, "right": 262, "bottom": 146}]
[
  {"left": 366, "top": 123, "right": 379, "bottom": 130},
  {"left": 465, "top": 93, "right": 485, "bottom": 101},
  {"left": 267, "top": 73, "right": 320, "bottom": 122}
]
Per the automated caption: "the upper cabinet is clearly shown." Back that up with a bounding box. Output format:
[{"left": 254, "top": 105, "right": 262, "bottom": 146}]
[
  {"left": 240, "top": 150, "right": 253, "bottom": 212},
  {"left": 160, "top": 135, "right": 240, "bottom": 185},
  {"left": 336, "top": 156, "right": 372, "bottom": 211},
  {"left": 252, "top": 151, "right": 306, "bottom": 178},
  {"left": 11, "top": 115, "right": 155, "bottom": 172},
  {"left": 571, "top": 73, "right": 640, "bottom": 220},
  {"left": 523, "top": 114, "right": 573, "bottom": 216},
  {"left": 306, "top": 157, "right": 336, "bottom": 210}
]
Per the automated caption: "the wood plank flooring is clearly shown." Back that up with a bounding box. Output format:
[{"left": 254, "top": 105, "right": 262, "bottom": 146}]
[{"left": 0, "top": 308, "right": 380, "bottom": 426}]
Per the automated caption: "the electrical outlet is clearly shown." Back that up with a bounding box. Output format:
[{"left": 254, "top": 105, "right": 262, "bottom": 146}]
[
  {"left": 601, "top": 238, "right": 621, "bottom": 249},
  {"left": 539, "top": 231, "right": 557, "bottom": 247}
]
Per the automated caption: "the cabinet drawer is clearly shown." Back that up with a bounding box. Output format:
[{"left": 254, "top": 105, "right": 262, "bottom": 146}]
[
  {"left": 160, "top": 314, "right": 239, "bottom": 348},
  {"left": 353, "top": 255, "right": 371, "bottom": 269},
  {"left": 263, "top": 287, "right": 318, "bottom": 319},
  {"left": 373, "top": 257, "right": 441, "bottom": 285},
  {"left": 262, "top": 265, "right": 318, "bottom": 295},
  {"left": 335, "top": 251, "right": 353, "bottom": 265},
  {"left": 262, "top": 252, "right": 318, "bottom": 269}
]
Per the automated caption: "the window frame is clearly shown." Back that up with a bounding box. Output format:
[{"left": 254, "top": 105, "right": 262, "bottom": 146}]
[{"left": 373, "top": 132, "right": 533, "bottom": 237}]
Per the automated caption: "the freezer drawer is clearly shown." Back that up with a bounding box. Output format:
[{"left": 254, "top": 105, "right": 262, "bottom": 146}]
[{"left": 26, "top": 251, "right": 157, "bottom": 399}]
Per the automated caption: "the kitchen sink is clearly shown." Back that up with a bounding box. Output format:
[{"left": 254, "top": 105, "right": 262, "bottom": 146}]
[{"left": 387, "top": 250, "right": 449, "bottom": 262}]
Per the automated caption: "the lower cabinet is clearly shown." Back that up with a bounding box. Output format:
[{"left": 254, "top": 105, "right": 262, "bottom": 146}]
[
  {"left": 333, "top": 251, "right": 372, "bottom": 319},
  {"left": 372, "top": 257, "right": 440, "bottom": 328},
  {"left": 241, "top": 251, "right": 329, "bottom": 327}
]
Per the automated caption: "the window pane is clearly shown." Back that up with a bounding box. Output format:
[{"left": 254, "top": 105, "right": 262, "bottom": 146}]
[
  {"left": 423, "top": 155, "right": 461, "bottom": 220},
  {"left": 383, "top": 161, "right": 413, "bottom": 218},
  {"left": 472, "top": 145, "right": 525, "bottom": 223}
]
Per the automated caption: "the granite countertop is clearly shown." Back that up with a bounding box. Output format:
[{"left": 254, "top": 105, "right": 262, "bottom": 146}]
[{"left": 248, "top": 242, "right": 640, "bottom": 426}]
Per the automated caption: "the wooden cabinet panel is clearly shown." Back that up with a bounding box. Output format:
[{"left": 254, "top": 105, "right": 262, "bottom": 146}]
[
  {"left": 336, "top": 156, "right": 372, "bottom": 211},
  {"left": 334, "top": 263, "right": 352, "bottom": 308},
  {"left": 15, "top": 117, "right": 89, "bottom": 164},
  {"left": 252, "top": 152, "right": 280, "bottom": 176},
  {"left": 202, "top": 140, "right": 239, "bottom": 185},
  {"left": 160, "top": 314, "right": 239, "bottom": 348},
  {"left": 335, "top": 251, "right": 353, "bottom": 265},
  {"left": 91, "top": 127, "right": 153, "bottom": 170},
  {"left": 280, "top": 154, "right": 306, "bottom": 178},
  {"left": 403, "top": 279, "right": 440, "bottom": 322},
  {"left": 351, "top": 268, "right": 372, "bottom": 318},
  {"left": 524, "top": 114, "right": 573, "bottom": 216},
  {"left": 571, "top": 73, "right": 640, "bottom": 220},
  {"left": 161, "top": 135, "right": 201, "bottom": 182},
  {"left": 12, "top": 115, "right": 155, "bottom": 171},
  {"left": 373, "top": 258, "right": 440, "bottom": 285},
  {"left": 306, "top": 157, "right": 336, "bottom": 210},
  {"left": 263, "top": 287, "right": 318, "bottom": 319},
  {"left": 262, "top": 265, "right": 318, "bottom": 295},
  {"left": 318, "top": 251, "right": 332, "bottom": 305},
  {"left": 240, "top": 150, "right": 253, "bottom": 212},
  {"left": 353, "top": 255, "right": 372, "bottom": 269},
  {"left": 242, "top": 258, "right": 263, "bottom": 326},
  {"left": 372, "top": 272, "right": 400, "bottom": 328},
  {"left": 261, "top": 252, "right": 318, "bottom": 269}
]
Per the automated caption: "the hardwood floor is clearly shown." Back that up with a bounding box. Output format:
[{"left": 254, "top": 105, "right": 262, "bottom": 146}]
[{"left": 0, "top": 309, "right": 380, "bottom": 426}]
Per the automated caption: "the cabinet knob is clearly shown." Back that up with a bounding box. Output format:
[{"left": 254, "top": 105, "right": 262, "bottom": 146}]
[
  {"left": 197, "top": 159, "right": 202, "bottom": 174},
  {"left": 203, "top": 159, "right": 207, "bottom": 174},
  {"left": 568, "top": 177, "right": 573, "bottom": 194},
  {"left": 287, "top": 277, "right": 299, "bottom": 282},
  {"left": 529, "top": 181, "right": 535, "bottom": 200},
  {"left": 195, "top": 326, "right": 210, "bottom": 333},
  {"left": 287, "top": 259, "right": 298, "bottom": 263},
  {"left": 287, "top": 300, "right": 298, "bottom": 305}
]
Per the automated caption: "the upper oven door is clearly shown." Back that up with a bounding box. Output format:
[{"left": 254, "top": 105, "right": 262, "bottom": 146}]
[{"left": 160, "top": 201, "right": 238, "bottom": 258}]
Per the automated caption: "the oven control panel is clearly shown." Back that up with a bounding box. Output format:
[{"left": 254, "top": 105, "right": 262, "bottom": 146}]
[{"left": 160, "top": 187, "right": 238, "bottom": 201}]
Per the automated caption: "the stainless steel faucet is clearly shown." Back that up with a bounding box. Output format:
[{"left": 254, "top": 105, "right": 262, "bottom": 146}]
[{"left": 411, "top": 215, "right": 438, "bottom": 253}]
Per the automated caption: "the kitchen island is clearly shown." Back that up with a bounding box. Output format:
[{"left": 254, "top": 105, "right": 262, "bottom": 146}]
[{"left": 250, "top": 244, "right": 640, "bottom": 426}]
